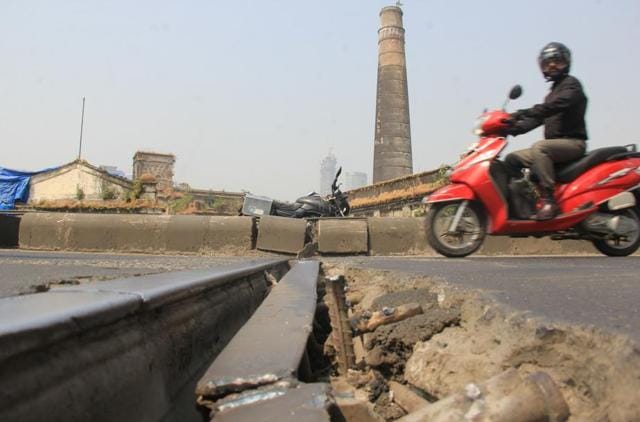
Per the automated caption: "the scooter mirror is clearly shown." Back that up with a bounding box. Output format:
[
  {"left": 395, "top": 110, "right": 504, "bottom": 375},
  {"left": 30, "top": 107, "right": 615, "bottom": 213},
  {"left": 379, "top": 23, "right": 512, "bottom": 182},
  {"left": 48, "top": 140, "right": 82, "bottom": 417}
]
[
  {"left": 335, "top": 167, "right": 342, "bottom": 178},
  {"left": 509, "top": 85, "right": 523, "bottom": 100}
]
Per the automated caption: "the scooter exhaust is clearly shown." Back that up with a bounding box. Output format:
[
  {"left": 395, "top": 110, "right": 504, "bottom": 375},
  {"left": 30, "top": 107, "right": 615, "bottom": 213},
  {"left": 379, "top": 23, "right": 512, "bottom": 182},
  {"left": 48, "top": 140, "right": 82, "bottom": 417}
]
[{"left": 583, "top": 213, "right": 637, "bottom": 236}]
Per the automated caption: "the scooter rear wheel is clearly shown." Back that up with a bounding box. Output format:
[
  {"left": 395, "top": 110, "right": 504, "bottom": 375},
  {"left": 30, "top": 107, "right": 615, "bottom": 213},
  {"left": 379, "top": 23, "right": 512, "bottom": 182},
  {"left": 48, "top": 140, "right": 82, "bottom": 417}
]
[
  {"left": 591, "top": 208, "right": 640, "bottom": 257},
  {"left": 427, "top": 201, "right": 486, "bottom": 258}
]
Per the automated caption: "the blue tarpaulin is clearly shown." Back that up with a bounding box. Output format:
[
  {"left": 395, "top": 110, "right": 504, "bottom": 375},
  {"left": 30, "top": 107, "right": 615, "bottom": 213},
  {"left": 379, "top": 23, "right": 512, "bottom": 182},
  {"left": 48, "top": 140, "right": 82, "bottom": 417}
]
[{"left": 0, "top": 166, "right": 57, "bottom": 210}]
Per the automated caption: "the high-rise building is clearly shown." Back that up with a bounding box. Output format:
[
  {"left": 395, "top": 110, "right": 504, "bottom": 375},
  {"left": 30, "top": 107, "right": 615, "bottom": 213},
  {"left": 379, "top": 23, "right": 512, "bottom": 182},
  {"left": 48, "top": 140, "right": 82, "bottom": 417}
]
[
  {"left": 319, "top": 153, "right": 338, "bottom": 195},
  {"left": 345, "top": 172, "right": 368, "bottom": 190},
  {"left": 372, "top": 5, "right": 413, "bottom": 183}
]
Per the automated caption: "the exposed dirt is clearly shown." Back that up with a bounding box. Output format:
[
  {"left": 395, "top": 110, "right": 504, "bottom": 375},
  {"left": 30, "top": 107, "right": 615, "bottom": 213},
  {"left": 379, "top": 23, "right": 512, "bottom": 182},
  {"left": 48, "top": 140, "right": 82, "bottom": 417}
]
[{"left": 321, "top": 263, "right": 640, "bottom": 421}]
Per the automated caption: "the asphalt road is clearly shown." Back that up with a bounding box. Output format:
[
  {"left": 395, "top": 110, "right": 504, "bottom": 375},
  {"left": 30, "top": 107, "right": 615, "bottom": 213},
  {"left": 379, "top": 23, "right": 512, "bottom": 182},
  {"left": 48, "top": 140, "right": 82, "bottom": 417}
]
[
  {"left": 2, "top": 249, "right": 638, "bottom": 343},
  {"left": 336, "top": 255, "right": 640, "bottom": 343},
  {"left": 0, "top": 249, "right": 262, "bottom": 298}
]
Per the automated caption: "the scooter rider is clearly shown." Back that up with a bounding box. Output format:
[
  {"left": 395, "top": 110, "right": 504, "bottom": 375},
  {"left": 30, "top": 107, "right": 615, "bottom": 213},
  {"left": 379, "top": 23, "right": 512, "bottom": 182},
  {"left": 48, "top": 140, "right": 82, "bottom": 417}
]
[{"left": 504, "top": 42, "right": 588, "bottom": 220}]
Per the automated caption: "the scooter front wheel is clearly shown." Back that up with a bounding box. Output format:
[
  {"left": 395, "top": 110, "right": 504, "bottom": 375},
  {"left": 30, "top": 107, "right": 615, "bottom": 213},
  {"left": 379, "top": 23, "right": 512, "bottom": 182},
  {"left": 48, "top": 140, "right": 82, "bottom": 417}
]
[{"left": 427, "top": 201, "right": 486, "bottom": 258}]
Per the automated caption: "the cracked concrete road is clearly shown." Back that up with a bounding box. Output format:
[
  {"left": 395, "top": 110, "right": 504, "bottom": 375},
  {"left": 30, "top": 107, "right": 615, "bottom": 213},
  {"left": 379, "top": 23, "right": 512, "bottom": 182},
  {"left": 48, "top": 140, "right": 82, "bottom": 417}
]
[
  {"left": 0, "top": 249, "right": 271, "bottom": 298},
  {"left": 327, "top": 255, "right": 640, "bottom": 343}
]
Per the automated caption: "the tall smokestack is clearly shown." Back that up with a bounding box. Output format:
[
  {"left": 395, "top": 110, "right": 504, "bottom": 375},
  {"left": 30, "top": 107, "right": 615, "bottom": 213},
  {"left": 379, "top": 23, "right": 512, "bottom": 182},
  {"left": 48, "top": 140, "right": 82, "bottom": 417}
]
[{"left": 373, "top": 5, "right": 413, "bottom": 184}]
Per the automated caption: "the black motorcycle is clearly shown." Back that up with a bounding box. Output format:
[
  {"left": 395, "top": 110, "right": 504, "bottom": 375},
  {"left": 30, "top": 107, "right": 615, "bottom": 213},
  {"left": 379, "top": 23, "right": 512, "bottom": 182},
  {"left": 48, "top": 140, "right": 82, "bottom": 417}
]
[{"left": 242, "top": 168, "right": 350, "bottom": 218}]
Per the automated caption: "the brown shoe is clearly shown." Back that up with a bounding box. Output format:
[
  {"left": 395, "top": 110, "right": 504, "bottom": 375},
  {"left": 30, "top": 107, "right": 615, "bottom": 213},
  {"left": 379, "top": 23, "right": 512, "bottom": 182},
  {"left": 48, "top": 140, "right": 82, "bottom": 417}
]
[{"left": 532, "top": 198, "right": 559, "bottom": 221}]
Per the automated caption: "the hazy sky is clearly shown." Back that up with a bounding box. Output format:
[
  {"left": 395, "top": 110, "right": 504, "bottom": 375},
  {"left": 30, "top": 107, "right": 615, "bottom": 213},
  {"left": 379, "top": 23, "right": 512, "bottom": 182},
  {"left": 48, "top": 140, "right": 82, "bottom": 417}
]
[{"left": 1, "top": 0, "right": 639, "bottom": 200}]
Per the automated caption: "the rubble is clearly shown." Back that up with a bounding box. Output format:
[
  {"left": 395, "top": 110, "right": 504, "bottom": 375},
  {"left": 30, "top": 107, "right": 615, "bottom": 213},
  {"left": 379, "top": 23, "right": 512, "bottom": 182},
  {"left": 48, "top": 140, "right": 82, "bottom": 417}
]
[{"left": 321, "top": 264, "right": 640, "bottom": 421}]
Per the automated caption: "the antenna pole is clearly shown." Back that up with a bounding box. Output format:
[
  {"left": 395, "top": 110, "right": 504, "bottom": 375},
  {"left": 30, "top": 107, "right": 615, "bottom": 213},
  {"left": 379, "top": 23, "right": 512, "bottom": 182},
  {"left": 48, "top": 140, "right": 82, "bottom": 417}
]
[{"left": 78, "top": 97, "right": 85, "bottom": 160}]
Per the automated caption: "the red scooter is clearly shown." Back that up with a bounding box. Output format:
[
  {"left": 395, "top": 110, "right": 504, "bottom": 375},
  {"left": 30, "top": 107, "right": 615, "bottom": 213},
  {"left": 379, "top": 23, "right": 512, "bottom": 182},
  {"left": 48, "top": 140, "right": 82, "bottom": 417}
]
[{"left": 425, "top": 85, "right": 640, "bottom": 257}]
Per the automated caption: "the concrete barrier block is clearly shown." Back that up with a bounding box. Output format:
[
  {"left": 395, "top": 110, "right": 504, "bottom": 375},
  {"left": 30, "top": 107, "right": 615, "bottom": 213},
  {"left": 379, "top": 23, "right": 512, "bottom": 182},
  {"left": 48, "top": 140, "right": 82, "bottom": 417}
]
[
  {"left": 109, "top": 214, "right": 170, "bottom": 253},
  {"left": 317, "top": 218, "right": 368, "bottom": 254},
  {"left": 368, "top": 217, "right": 431, "bottom": 255},
  {"left": 202, "top": 216, "right": 254, "bottom": 253},
  {"left": 166, "top": 215, "right": 208, "bottom": 252},
  {"left": 19, "top": 212, "right": 70, "bottom": 250},
  {"left": 64, "top": 213, "right": 121, "bottom": 251},
  {"left": 256, "top": 215, "right": 307, "bottom": 254}
]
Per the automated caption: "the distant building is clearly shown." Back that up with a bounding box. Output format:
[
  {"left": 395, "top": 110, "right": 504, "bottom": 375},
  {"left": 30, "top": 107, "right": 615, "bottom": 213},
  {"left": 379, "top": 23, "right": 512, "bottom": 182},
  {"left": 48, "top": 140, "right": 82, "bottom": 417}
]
[
  {"left": 29, "top": 159, "right": 131, "bottom": 202},
  {"left": 99, "top": 165, "right": 127, "bottom": 178},
  {"left": 132, "top": 151, "right": 175, "bottom": 192},
  {"left": 345, "top": 172, "right": 368, "bottom": 190},
  {"left": 319, "top": 153, "right": 338, "bottom": 195}
]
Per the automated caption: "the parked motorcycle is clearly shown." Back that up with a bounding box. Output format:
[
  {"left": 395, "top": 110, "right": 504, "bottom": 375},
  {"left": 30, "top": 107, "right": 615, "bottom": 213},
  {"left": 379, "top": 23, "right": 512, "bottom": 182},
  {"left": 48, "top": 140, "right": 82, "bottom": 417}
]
[
  {"left": 425, "top": 85, "right": 640, "bottom": 257},
  {"left": 242, "top": 167, "right": 350, "bottom": 218}
]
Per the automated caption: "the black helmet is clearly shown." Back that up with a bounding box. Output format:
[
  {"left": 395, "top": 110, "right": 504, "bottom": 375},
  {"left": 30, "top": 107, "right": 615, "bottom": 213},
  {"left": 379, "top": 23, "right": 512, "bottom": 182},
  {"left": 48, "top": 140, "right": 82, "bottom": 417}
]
[{"left": 538, "top": 42, "right": 571, "bottom": 81}]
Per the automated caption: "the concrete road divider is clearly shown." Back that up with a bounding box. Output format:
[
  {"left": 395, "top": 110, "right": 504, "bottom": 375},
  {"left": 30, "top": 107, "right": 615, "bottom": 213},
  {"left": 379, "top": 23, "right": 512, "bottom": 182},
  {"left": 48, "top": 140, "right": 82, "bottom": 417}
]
[
  {"left": 256, "top": 215, "right": 307, "bottom": 254},
  {"left": 367, "top": 217, "right": 431, "bottom": 255},
  {"left": 317, "top": 218, "right": 368, "bottom": 254},
  {"left": 18, "top": 212, "right": 69, "bottom": 250},
  {"left": 165, "top": 214, "right": 209, "bottom": 252},
  {"left": 17, "top": 212, "right": 614, "bottom": 256},
  {"left": 0, "top": 258, "right": 289, "bottom": 422},
  {"left": 19, "top": 213, "right": 255, "bottom": 254},
  {"left": 201, "top": 216, "right": 254, "bottom": 253}
]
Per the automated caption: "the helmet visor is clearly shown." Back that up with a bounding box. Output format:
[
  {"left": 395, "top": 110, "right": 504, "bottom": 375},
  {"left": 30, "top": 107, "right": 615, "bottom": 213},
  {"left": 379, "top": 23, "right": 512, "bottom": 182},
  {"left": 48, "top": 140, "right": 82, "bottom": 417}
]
[{"left": 540, "top": 56, "right": 568, "bottom": 74}]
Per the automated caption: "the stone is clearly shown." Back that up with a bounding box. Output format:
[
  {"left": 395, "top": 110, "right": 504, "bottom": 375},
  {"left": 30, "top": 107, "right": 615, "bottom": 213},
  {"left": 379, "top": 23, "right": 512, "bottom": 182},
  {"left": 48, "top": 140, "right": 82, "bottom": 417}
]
[{"left": 388, "top": 381, "right": 429, "bottom": 413}]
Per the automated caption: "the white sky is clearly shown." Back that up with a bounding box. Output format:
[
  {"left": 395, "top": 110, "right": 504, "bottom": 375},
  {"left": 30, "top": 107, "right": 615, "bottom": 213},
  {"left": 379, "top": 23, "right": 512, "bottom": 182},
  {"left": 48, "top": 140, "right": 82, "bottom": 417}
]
[{"left": 1, "top": 0, "right": 639, "bottom": 200}]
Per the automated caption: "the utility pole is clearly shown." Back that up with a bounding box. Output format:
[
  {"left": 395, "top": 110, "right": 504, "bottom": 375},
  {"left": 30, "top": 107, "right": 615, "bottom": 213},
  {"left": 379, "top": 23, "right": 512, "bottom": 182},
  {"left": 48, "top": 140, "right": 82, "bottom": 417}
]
[{"left": 78, "top": 97, "right": 85, "bottom": 160}]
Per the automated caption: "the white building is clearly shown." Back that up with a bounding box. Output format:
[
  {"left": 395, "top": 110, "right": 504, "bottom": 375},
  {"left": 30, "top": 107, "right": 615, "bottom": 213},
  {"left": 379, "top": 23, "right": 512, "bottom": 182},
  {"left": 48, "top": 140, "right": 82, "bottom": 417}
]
[
  {"left": 29, "top": 160, "right": 132, "bottom": 202},
  {"left": 319, "top": 153, "right": 337, "bottom": 195}
]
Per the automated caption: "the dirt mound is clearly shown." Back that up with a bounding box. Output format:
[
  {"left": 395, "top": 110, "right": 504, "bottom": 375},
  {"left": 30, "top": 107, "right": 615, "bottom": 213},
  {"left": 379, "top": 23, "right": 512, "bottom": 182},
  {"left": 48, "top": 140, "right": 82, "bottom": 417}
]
[{"left": 322, "top": 263, "right": 640, "bottom": 421}]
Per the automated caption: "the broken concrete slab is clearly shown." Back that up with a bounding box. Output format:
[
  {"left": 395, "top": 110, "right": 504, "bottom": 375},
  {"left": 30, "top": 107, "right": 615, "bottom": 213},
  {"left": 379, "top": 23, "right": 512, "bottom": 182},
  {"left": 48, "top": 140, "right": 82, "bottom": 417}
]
[
  {"left": 212, "top": 383, "right": 334, "bottom": 422},
  {"left": 256, "top": 215, "right": 307, "bottom": 254},
  {"left": 317, "top": 218, "right": 368, "bottom": 254},
  {"left": 367, "top": 217, "right": 431, "bottom": 255},
  {"left": 398, "top": 369, "right": 569, "bottom": 422},
  {"left": 388, "top": 381, "right": 429, "bottom": 414}
]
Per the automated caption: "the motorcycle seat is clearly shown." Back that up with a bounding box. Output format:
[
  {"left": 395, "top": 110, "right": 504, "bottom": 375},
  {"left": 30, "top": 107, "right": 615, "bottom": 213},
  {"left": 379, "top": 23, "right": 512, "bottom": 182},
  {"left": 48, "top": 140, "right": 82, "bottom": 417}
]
[
  {"left": 555, "top": 146, "right": 629, "bottom": 183},
  {"left": 272, "top": 200, "right": 300, "bottom": 212}
]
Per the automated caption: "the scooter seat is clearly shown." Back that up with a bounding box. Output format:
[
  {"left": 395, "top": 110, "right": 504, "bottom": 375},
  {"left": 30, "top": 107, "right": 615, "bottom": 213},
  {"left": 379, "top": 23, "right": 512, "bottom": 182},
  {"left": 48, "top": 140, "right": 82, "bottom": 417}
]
[{"left": 555, "top": 146, "right": 629, "bottom": 183}]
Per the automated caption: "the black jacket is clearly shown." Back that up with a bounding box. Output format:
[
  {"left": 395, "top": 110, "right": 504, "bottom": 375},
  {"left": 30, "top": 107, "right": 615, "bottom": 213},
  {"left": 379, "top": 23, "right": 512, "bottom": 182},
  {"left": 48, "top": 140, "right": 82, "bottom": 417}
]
[{"left": 511, "top": 75, "right": 588, "bottom": 140}]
